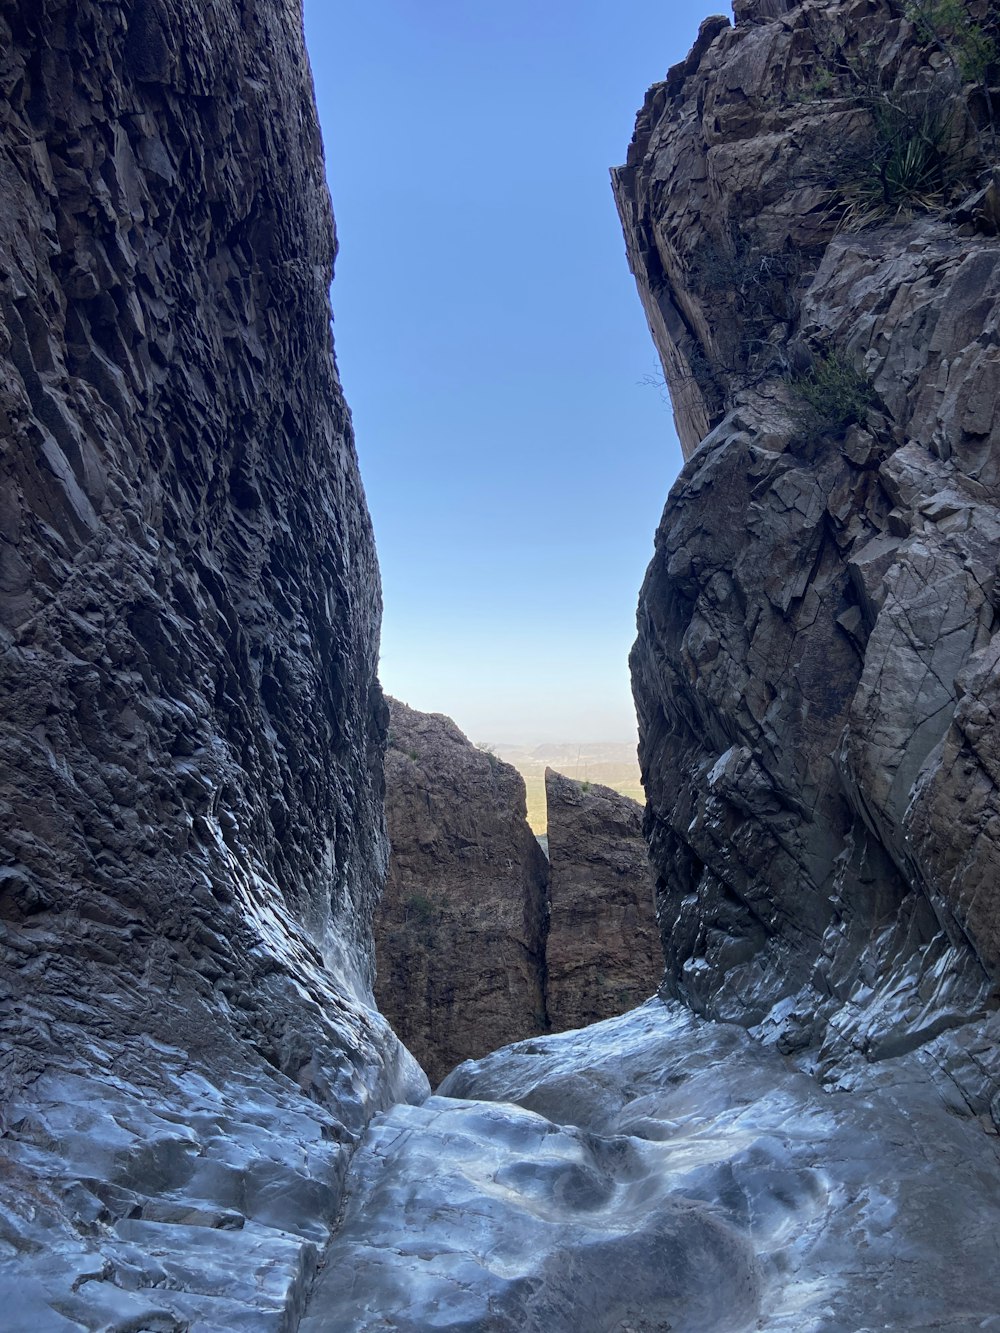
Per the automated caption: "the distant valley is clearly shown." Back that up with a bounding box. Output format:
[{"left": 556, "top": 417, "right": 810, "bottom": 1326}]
[{"left": 491, "top": 741, "right": 643, "bottom": 833}]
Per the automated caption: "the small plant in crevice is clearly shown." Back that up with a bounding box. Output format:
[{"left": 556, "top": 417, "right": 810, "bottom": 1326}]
[
  {"left": 682, "top": 339, "right": 727, "bottom": 417},
  {"left": 906, "top": 0, "right": 1000, "bottom": 180},
  {"left": 840, "top": 83, "right": 965, "bottom": 225},
  {"left": 791, "top": 62, "right": 836, "bottom": 104},
  {"left": 683, "top": 232, "right": 806, "bottom": 407},
  {"left": 403, "top": 892, "right": 438, "bottom": 939},
  {"left": 477, "top": 742, "right": 501, "bottom": 771},
  {"left": 906, "top": 0, "right": 997, "bottom": 87},
  {"left": 405, "top": 891, "right": 432, "bottom": 915},
  {"left": 692, "top": 238, "right": 802, "bottom": 376},
  {"left": 637, "top": 365, "right": 672, "bottom": 407},
  {"left": 790, "top": 350, "right": 877, "bottom": 435},
  {"left": 796, "top": 5, "right": 993, "bottom": 229}
]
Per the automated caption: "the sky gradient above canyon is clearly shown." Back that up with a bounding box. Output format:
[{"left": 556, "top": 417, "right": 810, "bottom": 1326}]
[{"left": 303, "top": 1, "right": 710, "bottom": 744}]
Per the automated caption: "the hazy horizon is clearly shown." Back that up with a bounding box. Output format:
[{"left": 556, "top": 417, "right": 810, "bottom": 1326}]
[
  {"left": 303, "top": 2, "right": 711, "bottom": 741},
  {"left": 384, "top": 689, "right": 640, "bottom": 749}
]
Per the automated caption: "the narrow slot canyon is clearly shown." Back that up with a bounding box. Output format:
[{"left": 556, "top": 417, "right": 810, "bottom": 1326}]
[{"left": 2, "top": 1, "right": 1000, "bottom": 1330}]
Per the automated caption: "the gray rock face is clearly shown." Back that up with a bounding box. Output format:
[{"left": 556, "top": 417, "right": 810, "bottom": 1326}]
[
  {"left": 614, "top": 0, "right": 1000, "bottom": 1103},
  {"left": 544, "top": 767, "right": 660, "bottom": 1031},
  {"left": 306, "top": 1001, "right": 1000, "bottom": 1331},
  {"left": 375, "top": 699, "right": 549, "bottom": 1086},
  {"left": 0, "top": 1, "right": 424, "bottom": 1326},
  {"left": 7, "top": 1, "right": 1000, "bottom": 1327}
]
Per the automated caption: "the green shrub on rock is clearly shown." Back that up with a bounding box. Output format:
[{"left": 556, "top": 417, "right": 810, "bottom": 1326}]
[{"left": 791, "top": 350, "right": 877, "bottom": 433}]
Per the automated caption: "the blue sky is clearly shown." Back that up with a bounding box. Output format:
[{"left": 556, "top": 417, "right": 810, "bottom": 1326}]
[{"left": 303, "top": 2, "right": 715, "bottom": 744}]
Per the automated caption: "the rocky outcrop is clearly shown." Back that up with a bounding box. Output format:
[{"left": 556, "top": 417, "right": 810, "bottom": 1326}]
[
  {"left": 614, "top": 0, "right": 1000, "bottom": 1105},
  {"left": 544, "top": 768, "right": 659, "bottom": 1030},
  {"left": 375, "top": 699, "right": 549, "bottom": 1085},
  {"left": 307, "top": 999, "right": 1000, "bottom": 1331},
  {"left": 375, "top": 710, "right": 662, "bottom": 1081},
  {"left": 0, "top": 2, "right": 424, "bottom": 1326},
  {"left": 9, "top": 0, "right": 1000, "bottom": 1325}
]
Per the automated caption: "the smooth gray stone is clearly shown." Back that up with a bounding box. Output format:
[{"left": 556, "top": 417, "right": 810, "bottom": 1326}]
[{"left": 307, "top": 1001, "right": 1000, "bottom": 1332}]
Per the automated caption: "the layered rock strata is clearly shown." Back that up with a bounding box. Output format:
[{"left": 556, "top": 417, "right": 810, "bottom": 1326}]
[
  {"left": 375, "top": 699, "right": 550, "bottom": 1085},
  {"left": 544, "top": 767, "right": 659, "bottom": 1031},
  {"left": 614, "top": 0, "right": 1000, "bottom": 1105},
  {"left": 0, "top": 2, "right": 424, "bottom": 1326}
]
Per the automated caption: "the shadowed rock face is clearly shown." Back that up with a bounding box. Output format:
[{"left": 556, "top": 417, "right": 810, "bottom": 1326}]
[
  {"left": 614, "top": 0, "right": 1000, "bottom": 1105},
  {"left": 375, "top": 699, "right": 550, "bottom": 1086},
  {"left": 544, "top": 767, "right": 660, "bottom": 1031},
  {"left": 0, "top": 1, "right": 424, "bottom": 1326},
  {"left": 6, "top": 0, "right": 1000, "bottom": 1327}
]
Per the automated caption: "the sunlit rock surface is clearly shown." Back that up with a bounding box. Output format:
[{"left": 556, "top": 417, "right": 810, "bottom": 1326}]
[
  {"left": 375, "top": 716, "right": 662, "bottom": 1084},
  {"left": 613, "top": 0, "right": 1000, "bottom": 1109},
  {"left": 375, "top": 699, "right": 549, "bottom": 1085},
  {"left": 0, "top": 1, "right": 424, "bottom": 1326},
  {"left": 306, "top": 1001, "right": 1000, "bottom": 1332},
  {"left": 544, "top": 767, "right": 659, "bottom": 1031}
]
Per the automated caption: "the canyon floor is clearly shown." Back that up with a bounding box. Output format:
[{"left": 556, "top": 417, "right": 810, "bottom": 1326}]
[{"left": 308, "top": 1000, "right": 1000, "bottom": 1332}]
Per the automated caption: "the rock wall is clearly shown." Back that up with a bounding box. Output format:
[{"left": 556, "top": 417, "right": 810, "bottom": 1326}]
[
  {"left": 544, "top": 768, "right": 659, "bottom": 1030},
  {"left": 614, "top": 0, "right": 1000, "bottom": 1106},
  {"left": 0, "top": 2, "right": 424, "bottom": 1326},
  {"left": 376, "top": 705, "right": 661, "bottom": 1082},
  {"left": 375, "top": 699, "right": 550, "bottom": 1085}
]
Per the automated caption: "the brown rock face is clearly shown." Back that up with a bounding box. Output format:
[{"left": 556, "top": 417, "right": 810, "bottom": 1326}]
[
  {"left": 376, "top": 707, "right": 661, "bottom": 1082},
  {"left": 375, "top": 700, "right": 550, "bottom": 1085},
  {"left": 0, "top": 2, "right": 422, "bottom": 1324},
  {"left": 544, "top": 768, "right": 659, "bottom": 1031},
  {"left": 615, "top": 0, "right": 1000, "bottom": 1102}
]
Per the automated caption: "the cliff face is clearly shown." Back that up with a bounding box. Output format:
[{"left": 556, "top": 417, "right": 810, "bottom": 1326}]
[
  {"left": 375, "top": 708, "right": 661, "bottom": 1081},
  {"left": 5, "top": 2, "right": 1000, "bottom": 1327},
  {"left": 615, "top": 0, "right": 1000, "bottom": 1099},
  {"left": 0, "top": 2, "right": 423, "bottom": 1326},
  {"left": 544, "top": 768, "right": 660, "bottom": 1030},
  {"left": 375, "top": 699, "right": 550, "bottom": 1085}
]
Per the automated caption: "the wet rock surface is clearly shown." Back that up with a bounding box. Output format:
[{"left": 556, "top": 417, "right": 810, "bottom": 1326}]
[
  {"left": 308, "top": 1001, "right": 1000, "bottom": 1332},
  {"left": 614, "top": 0, "right": 1000, "bottom": 1106},
  {"left": 544, "top": 768, "right": 659, "bottom": 1032},
  {"left": 0, "top": 1, "right": 424, "bottom": 1326},
  {"left": 375, "top": 699, "right": 549, "bottom": 1087}
]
